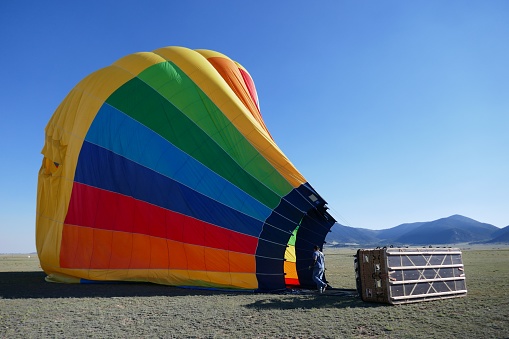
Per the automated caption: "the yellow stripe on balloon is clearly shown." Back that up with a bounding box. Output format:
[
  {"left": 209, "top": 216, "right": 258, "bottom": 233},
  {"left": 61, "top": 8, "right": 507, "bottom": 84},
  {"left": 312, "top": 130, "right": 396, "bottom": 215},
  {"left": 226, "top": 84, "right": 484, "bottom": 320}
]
[{"left": 45, "top": 269, "right": 258, "bottom": 290}]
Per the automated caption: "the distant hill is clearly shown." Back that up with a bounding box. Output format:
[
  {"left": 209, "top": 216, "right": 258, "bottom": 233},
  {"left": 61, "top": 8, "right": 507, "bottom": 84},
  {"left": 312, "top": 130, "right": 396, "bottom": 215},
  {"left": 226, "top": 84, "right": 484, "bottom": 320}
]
[
  {"left": 327, "top": 225, "right": 378, "bottom": 245},
  {"left": 325, "top": 214, "right": 504, "bottom": 246},
  {"left": 486, "top": 225, "right": 509, "bottom": 243},
  {"left": 394, "top": 215, "right": 498, "bottom": 245},
  {"left": 376, "top": 222, "right": 425, "bottom": 241}
]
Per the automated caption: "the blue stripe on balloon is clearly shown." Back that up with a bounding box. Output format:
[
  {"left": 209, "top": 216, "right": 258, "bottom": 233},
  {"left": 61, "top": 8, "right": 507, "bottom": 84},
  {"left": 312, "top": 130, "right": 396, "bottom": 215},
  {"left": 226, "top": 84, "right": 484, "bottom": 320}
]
[
  {"left": 74, "top": 141, "right": 264, "bottom": 237},
  {"left": 85, "top": 103, "right": 272, "bottom": 222}
]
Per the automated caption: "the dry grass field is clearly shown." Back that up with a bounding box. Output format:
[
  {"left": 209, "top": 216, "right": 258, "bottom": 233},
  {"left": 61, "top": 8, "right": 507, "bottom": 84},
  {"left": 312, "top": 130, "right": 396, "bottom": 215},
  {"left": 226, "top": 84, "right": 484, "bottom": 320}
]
[{"left": 1, "top": 246, "right": 508, "bottom": 338}]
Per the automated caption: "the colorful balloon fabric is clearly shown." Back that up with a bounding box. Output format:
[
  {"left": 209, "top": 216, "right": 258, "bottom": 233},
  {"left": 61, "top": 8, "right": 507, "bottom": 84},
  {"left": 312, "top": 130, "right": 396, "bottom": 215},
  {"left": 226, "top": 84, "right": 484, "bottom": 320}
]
[{"left": 36, "top": 46, "right": 336, "bottom": 291}]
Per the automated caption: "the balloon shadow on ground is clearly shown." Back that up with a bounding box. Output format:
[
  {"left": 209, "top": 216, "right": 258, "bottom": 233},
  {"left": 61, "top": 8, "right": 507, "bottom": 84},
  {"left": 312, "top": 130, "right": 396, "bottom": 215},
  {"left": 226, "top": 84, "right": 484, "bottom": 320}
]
[
  {"left": 0, "top": 271, "right": 248, "bottom": 299},
  {"left": 0, "top": 272, "right": 385, "bottom": 309}
]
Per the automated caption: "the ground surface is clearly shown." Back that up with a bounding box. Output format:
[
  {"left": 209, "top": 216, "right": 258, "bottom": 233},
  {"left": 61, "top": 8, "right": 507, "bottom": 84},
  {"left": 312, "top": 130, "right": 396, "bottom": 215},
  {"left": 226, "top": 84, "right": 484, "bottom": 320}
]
[{"left": 1, "top": 246, "right": 508, "bottom": 338}]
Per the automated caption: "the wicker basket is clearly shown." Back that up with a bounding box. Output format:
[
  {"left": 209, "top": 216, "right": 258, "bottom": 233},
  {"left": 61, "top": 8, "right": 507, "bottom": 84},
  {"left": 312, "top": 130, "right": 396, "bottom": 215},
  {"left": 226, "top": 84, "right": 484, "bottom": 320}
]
[{"left": 354, "top": 247, "right": 467, "bottom": 305}]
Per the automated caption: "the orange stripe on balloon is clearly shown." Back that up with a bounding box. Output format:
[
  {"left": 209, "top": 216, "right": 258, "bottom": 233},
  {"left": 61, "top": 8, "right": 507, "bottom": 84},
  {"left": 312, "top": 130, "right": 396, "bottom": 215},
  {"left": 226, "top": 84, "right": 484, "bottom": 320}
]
[
  {"left": 284, "top": 261, "right": 298, "bottom": 279},
  {"left": 205, "top": 56, "right": 271, "bottom": 137},
  {"left": 60, "top": 225, "right": 256, "bottom": 273}
]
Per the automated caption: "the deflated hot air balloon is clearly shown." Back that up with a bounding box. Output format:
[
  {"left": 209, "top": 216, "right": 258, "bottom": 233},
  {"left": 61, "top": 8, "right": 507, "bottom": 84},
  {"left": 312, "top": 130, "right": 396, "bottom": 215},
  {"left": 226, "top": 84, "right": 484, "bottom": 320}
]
[{"left": 36, "top": 46, "right": 335, "bottom": 291}]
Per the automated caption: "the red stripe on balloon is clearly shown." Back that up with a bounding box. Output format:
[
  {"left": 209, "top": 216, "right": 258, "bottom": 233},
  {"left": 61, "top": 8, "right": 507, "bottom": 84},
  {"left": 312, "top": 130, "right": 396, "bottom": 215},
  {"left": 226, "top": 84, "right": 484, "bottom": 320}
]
[
  {"left": 64, "top": 182, "right": 258, "bottom": 254},
  {"left": 238, "top": 68, "right": 259, "bottom": 110}
]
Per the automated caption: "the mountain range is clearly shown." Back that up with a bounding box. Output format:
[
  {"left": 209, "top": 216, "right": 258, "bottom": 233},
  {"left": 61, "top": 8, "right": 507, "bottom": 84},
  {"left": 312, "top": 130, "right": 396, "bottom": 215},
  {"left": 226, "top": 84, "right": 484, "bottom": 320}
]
[{"left": 325, "top": 214, "right": 509, "bottom": 246}]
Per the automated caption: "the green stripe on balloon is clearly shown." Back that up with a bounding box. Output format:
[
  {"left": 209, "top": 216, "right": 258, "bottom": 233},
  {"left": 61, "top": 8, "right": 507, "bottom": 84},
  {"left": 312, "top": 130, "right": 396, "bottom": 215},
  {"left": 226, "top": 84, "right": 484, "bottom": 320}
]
[
  {"left": 106, "top": 77, "right": 282, "bottom": 209},
  {"left": 137, "top": 61, "right": 293, "bottom": 197}
]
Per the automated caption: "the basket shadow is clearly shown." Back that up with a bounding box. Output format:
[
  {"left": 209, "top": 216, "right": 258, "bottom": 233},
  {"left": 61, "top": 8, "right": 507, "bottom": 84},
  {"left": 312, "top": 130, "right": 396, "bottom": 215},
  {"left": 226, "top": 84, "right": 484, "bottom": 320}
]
[{"left": 244, "top": 292, "right": 386, "bottom": 310}]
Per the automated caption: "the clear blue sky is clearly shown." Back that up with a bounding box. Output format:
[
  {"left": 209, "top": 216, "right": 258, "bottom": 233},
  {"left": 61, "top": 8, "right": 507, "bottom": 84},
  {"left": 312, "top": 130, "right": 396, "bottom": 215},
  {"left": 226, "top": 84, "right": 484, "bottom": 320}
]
[{"left": 1, "top": 1, "right": 508, "bottom": 253}]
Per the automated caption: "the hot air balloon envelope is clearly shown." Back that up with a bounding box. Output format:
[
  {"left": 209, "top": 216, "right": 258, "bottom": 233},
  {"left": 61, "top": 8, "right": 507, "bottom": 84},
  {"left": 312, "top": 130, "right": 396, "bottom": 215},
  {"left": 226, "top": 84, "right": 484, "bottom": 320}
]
[{"left": 36, "top": 46, "right": 336, "bottom": 291}]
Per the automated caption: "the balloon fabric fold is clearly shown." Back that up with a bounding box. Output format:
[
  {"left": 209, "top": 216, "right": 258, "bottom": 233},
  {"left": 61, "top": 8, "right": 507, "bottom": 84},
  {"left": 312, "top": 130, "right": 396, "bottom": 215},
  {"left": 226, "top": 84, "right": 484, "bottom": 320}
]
[{"left": 36, "top": 46, "right": 336, "bottom": 291}]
